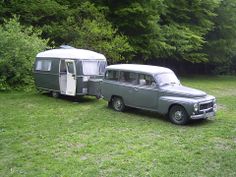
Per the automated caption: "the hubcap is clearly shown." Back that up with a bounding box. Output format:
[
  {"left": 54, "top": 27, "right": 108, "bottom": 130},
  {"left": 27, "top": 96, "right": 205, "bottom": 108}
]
[
  {"left": 174, "top": 111, "right": 183, "bottom": 121},
  {"left": 114, "top": 100, "right": 122, "bottom": 110}
]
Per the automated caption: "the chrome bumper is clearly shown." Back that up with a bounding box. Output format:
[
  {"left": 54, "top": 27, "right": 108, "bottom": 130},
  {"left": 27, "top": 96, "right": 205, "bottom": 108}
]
[{"left": 190, "top": 109, "right": 216, "bottom": 120}]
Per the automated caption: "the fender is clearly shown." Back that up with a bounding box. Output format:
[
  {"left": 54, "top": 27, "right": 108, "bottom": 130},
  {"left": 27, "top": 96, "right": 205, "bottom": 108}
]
[{"left": 159, "top": 96, "right": 196, "bottom": 115}]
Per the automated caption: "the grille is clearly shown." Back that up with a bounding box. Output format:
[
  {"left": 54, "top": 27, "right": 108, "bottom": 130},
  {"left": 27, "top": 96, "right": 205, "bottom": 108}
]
[{"left": 200, "top": 102, "right": 213, "bottom": 110}]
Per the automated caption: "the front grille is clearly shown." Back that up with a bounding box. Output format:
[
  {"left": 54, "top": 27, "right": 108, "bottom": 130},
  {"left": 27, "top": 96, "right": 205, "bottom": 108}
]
[{"left": 200, "top": 102, "right": 213, "bottom": 110}]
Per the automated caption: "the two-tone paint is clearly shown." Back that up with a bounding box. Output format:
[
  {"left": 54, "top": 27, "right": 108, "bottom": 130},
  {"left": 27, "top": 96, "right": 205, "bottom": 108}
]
[{"left": 34, "top": 47, "right": 107, "bottom": 97}]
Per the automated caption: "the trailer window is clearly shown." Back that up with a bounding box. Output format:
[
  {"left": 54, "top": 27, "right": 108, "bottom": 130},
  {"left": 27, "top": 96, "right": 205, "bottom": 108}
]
[
  {"left": 36, "top": 60, "right": 52, "bottom": 71},
  {"left": 82, "top": 60, "right": 106, "bottom": 75}
]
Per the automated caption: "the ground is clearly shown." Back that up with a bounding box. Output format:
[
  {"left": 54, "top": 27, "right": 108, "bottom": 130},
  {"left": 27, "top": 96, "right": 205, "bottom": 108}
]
[{"left": 0, "top": 76, "right": 236, "bottom": 177}]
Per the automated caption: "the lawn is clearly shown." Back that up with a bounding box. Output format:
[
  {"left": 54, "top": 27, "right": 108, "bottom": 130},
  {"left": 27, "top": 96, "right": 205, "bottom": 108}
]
[{"left": 0, "top": 76, "right": 236, "bottom": 177}]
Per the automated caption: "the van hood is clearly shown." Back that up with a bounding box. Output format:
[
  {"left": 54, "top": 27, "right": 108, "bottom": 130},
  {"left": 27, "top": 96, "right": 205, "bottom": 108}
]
[{"left": 162, "top": 85, "right": 207, "bottom": 98}]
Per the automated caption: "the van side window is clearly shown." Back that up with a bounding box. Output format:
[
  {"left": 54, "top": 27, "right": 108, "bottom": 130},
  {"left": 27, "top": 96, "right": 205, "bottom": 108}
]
[
  {"left": 120, "top": 72, "right": 138, "bottom": 85},
  {"left": 139, "top": 74, "right": 156, "bottom": 87},
  {"left": 36, "top": 60, "right": 52, "bottom": 71},
  {"left": 105, "top": 70, "right": 119, "bottom": 81}
]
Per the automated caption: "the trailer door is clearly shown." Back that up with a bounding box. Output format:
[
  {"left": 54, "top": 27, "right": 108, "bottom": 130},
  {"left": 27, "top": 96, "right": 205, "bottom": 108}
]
[
  {"left": 65, "top": 60, "right": 76, "bottom": 96},
  {"left": 59, "top": 59, "right": 76, "bottom": 96}
]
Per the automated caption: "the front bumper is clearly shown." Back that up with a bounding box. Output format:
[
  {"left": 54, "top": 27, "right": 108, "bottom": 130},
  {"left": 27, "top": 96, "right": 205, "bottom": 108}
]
[{"left": 190, "top": 109, "right": 216, "bottom": 120}]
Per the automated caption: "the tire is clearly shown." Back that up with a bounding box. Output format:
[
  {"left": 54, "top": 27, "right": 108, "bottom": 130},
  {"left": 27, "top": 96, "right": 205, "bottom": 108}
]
[
  {"left": 108, "top": 101, "right": 112, "bottom": 108},
  {"left": 168, "top": 105, "right": 189, "bottom": 125},
  {"left": 51, "top": 91, "right": 60, "bottom": 98},
  {"left": 112, "top": 97, "right": 125, "bottom": 112}
]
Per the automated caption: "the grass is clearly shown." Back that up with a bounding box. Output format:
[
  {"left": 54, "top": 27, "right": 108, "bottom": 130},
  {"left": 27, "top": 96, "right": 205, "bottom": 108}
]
[{"left": 0, "top": 76, "right": 236, "bottom": 177}]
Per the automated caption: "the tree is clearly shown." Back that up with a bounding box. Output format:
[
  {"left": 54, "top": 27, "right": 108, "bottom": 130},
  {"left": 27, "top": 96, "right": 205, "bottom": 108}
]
[
  {"left": 0, "top": 17, "right": 48, "bottom": 90},
  {"left": 0, "top": 1, "right": 132, "bottom": 63},
  {"left": 205, "top": 0, "right": 236, "bottom": 74},
  {"left": 42, "top": 2, "right": 133, "bottom": 63},
  {"left": 92, "top": 0, "right": 165, "bottom": 60},
  {"left": 158, "top": 0, "right": 220, "bottom": 62}
]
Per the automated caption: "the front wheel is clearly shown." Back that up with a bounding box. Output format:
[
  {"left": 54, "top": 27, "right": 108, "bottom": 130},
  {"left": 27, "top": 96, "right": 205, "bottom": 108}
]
[
  {"left": 169, "top": 105, "right": 189, "bottom": 125},
  {"left": 112, "top": 97, "right": 125, "bottom": 112}
]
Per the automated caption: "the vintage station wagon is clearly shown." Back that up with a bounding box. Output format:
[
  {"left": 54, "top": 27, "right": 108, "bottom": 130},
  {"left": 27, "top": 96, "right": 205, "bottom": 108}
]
[{"left": 101, "top": 64, "right": 217, "bottom": 125}]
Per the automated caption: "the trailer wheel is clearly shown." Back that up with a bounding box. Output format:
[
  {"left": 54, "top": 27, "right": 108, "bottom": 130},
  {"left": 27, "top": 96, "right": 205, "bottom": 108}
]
[
  {"left": 168, "top": 105, "right": 189, "bottom": 125},
  {"left": 112, "top": 97, "right": 125, "bottom": 112},
  {"left": 52, "top": 91, "right": 59, "bottom": 98}
]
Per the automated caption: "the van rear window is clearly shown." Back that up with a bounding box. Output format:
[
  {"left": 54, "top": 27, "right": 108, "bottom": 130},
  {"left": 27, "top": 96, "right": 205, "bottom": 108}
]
[{"left": 36, "top": 60, "right": 52, "bottom": 71}]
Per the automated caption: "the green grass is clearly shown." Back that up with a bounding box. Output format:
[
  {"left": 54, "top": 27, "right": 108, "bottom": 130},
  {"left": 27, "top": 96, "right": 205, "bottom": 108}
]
[{"left": 0, "top": 76, "right": 236, "bottom": 177}]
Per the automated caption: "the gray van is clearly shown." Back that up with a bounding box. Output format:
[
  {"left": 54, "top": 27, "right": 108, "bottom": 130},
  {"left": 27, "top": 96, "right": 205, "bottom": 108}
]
[
  {"left": 34, "top": 47, "right": 107, "bottom": 98},
  {"left": 101, "top": 64, "right": 217, "bottom": 125}
]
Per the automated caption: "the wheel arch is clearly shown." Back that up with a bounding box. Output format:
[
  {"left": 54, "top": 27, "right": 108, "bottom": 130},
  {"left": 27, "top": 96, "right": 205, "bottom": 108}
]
[{"left": 110, "top": 95, "right": 123, "bottom": 102}]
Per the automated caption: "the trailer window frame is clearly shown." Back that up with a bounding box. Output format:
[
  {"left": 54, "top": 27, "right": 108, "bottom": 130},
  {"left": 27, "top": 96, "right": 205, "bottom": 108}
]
[{"left": 36, "top": 59, "right": 52, "bottom": 72}]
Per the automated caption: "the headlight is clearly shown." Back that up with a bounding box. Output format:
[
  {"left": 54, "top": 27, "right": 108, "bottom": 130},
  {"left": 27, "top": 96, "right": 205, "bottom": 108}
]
[
  {"left": 213, "top": 103, "right": 217, "bottom": 111},
  {"left": 193, "top": 103, "right": 198, "bottom": 112}
]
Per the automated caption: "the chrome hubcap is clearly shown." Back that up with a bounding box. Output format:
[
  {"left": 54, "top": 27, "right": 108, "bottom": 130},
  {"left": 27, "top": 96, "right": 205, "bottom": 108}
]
[
  {"left": 174, "top": 111, "right": 183, "bottom": 121},
  {"left": 115, "top": 100, "right": 122, "bottom": 110}
]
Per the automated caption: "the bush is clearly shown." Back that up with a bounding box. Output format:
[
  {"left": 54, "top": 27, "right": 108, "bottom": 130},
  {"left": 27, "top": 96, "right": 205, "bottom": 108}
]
[{"left": 0, "top": 17, "right": 48, "bottom": 90}]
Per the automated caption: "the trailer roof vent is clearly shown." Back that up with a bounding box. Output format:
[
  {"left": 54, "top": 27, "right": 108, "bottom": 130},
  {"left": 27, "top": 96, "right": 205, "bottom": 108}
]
[{"left": 59, "top": 45, "right": 75, "bottom": 49}]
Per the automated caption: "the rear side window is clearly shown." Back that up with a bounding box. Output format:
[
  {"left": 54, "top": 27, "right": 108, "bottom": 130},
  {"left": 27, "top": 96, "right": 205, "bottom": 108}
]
[
  {"left": 36, "top": 60, "right": 52, "bottom": 71},
  {"left": 139, "top": 74, "right": 156, "bottom": 87},
  {"left": 120, "top": 71, "right": 138, "bottom": 85},
  {"left": 105, "top": 70, "right": 119, "bottom": 81}
]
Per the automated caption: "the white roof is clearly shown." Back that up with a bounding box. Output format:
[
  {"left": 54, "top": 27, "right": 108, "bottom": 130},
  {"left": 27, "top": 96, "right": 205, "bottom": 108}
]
[
  {"left": 106, "top": 64, "right": 173, "bottom": 74},
  {"left": 36, "top": 48, "right": 106, "bottom": 60}
]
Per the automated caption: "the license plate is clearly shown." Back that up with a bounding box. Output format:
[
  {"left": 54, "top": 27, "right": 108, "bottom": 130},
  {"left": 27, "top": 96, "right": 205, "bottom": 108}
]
[{"left": 206, "top": 112, "right": 214, "bottom": 118}]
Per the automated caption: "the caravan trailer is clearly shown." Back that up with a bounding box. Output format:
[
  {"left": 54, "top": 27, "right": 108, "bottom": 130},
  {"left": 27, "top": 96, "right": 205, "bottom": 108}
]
[{"left": 34, "top": 47, "right": 107, "bottom": 98}]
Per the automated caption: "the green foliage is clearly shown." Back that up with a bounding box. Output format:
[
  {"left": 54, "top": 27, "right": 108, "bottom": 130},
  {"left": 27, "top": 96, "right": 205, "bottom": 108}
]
[
  {"left": 92, "top": 0, "right": 165, "bottom": 60},
  {"left": 205, "top": 0, "right": 236, "bottom": 74},
  {"left": 0, "top": 17, "right": 48, "bottom": 90},
  {"left": 50, "top": 2, "right": 133, "bottom": 63},
  {"left": 0, "top": 1, "right": 133, "bottom": 63},
  {"left": 157, "top": 0, "right": 220, "bottom": 62},
  {"left": 0, "top": 0, "right": 236, "bottom": 74}
]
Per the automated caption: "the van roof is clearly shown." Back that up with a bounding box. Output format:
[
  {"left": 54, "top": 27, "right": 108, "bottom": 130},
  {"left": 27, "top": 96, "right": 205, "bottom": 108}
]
[
  {"left": 106, "top": 64, "right": 173, "bottom": 74},
  {"left": 36, "top": 48, "right": 106, "bottom": 60}
]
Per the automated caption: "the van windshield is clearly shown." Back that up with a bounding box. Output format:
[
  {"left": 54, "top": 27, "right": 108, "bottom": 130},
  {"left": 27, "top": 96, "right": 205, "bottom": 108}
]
[
  {"left": 82, "top": 60, "right": 107, "bottom": 75},
  {"left": 155, "top": 72, "right": 180, "bottom": 86}
]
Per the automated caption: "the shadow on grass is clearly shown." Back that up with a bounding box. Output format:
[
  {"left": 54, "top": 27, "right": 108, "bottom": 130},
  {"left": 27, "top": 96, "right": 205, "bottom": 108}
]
[
  {"left": 104, "top": 105, "right": 214, "bottom": 127},
  {"left": 40, "top": 92, "right": 98, "bottom": 103},
  {"left": 104, "top": 105, "right": 169, "bottom": 123}
]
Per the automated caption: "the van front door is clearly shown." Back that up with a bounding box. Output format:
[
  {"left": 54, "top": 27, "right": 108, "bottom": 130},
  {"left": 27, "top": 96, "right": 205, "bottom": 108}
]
[
  {"left": 59, "top": 59, "right": 76, "bottom": 96},
  {"left": 132, "top": 74, "right": 158, "bottom": 110}
]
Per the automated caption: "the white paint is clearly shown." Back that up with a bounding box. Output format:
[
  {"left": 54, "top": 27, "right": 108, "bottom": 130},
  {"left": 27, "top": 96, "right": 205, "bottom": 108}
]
[
  {"left": 65, "top": 60, "right": 76, "bottom": 96},
  {"left": 59, "top": 59, "right": 77, "bottom": 96},
  {"left": 37, "top": 48, "right": 106, "bottom": 60},
  {"left": 106, "top": 64, "right": 173, "bottom": 74}
]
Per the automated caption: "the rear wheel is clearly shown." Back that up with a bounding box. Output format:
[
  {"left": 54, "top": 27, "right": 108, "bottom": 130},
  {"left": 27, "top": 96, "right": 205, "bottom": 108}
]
[
  {"left": 51, "top": 91, "right": 59, "bottom": 98},
  {"left": 112, "top": 97, "right": 125, "bottom": 112},
  {"left": 169, "top": 105, "right": 189, "bottom": 125}
]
